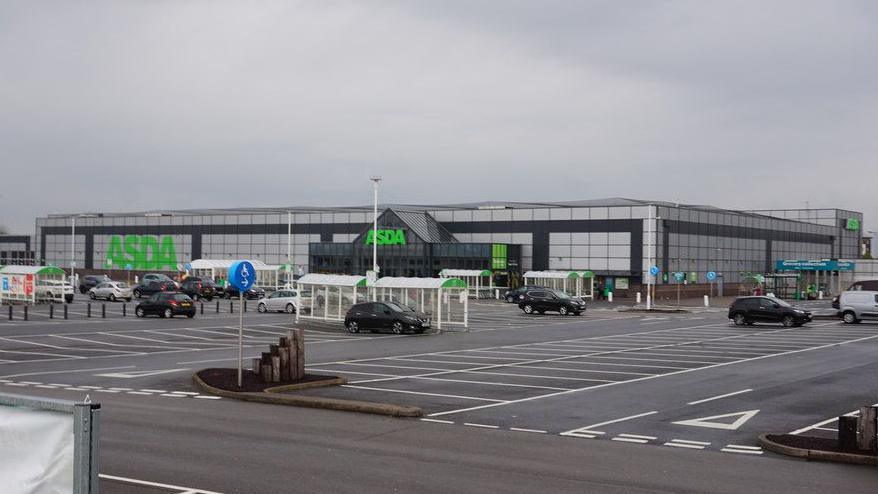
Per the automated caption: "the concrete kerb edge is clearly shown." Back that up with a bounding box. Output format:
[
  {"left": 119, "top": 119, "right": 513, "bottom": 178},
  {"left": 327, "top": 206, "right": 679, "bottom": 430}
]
[
  {"left": 192, "top": 373, "right": 424, "bottom": 418},
  {"left": 758, "top": 434, "right": 878, "bottom": 466}
]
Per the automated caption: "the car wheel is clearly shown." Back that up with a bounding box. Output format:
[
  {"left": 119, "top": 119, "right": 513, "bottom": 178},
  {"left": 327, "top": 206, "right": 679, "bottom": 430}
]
[
  {"left": 559, "top": 306, "right": 569, "bottom": 316},
  {"left": 733, "top": 313, "right": 747, "bottom": 326},
  {"left": 285, "top": 303, "right": 295, "bottom": 314},
  {"left": 135, "top": 307, "right": 145, "bottom": 318},
  {"left": 842, "top": 311, "right": 859, "bottom": 324},
  {"left": 523, "top": 304, "right": 534, "bottom": 314},
  {"left": 346, "top": 321, "right": 360, "bottom": 334},
  {"left": 186, "top": 313, "right": 195, "bottom": 318},
  {"left": 781, "top": 315, "right": 794, "bottom": 328},
  {"left": 109, "top": 294, "right": 116, "bottom": 302},
  {"left": 88, "top": 291, "right": 96, "bottom": 300},
  {"left": 133, "top": 289, "right": 141, "bottom": 298},
  {"left": 506, "top": 295, "right": 515, "bottom": 303},
  {"left": 391, "top": 321, "right": 404, "bottom": 335},
  {"left": 258, "top": 303, "right": 267, "bottom": 313},
  {"left": 163, "top": 308, "right": 173, "bottom": 319}
]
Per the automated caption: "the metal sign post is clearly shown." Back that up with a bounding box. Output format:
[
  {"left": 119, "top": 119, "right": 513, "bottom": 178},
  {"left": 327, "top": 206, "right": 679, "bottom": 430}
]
[{"left": 228, "top": 260, "right": 255, "bottom": 388}]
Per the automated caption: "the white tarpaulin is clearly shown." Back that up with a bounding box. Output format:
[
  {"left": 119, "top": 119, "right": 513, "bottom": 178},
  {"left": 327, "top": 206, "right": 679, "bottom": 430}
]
[{"left": 0, "top": 405, "right": 74, "bottom": 493}]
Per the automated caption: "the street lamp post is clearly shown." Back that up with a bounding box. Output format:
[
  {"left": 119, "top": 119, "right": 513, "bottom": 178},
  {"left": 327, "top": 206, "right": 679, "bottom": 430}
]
[
  {"left": 70, "top": 216, "right": 76, "bottom": 285},
  {"left": 369, "top": 176, "right": 382, "bottom": 275}
]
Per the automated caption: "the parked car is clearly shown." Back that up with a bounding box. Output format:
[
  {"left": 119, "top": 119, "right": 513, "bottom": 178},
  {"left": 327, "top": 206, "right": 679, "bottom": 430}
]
[
  {"left": 727, "top": 296, "right": 812, "bottom": 327},
  {"left": 344, "top": 301, "right": 430, "bottom": 334},
  {"left": 179, "top": 277, "right": 217, "bottom": 301},
  {"left": 88, "top": 281, "right": 133, "bottom": 302},
  {"left": 518, "top": 289, "right": 586, "bottom": 315},
  {"left": 257, "top": 289, "right": 298, "bottom": 314},
  {"left": 503, "top": 285, "right": 548, "bottom": 303},
  {"left": 37, "top": 280, "right": 75, "bottom": 303},
  {"left": 838, "top": 291, "right": 878, "bottom": 324},
  {"left": 135, "top": 292, "right": 196, "bottom": 318},
  {"left": 834, "top": 280, "right": 878, "bottom": 310},
  {"left": 78, "top": 275, "right": 109, "bottom": 294},
  {"left": 132, "top": 280, "right": 175, "bottom": 298},
  {"left": 224, "top": 285, "right": 266, "bottom": 300},
  {"left": 142, "top": 273, "right": 179, "bottom": 289}
]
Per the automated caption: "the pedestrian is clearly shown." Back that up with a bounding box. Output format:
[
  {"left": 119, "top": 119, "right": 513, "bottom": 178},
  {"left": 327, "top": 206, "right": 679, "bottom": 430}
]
[{"left": 596, "top": 283, "right": 604, "bottom": 300}]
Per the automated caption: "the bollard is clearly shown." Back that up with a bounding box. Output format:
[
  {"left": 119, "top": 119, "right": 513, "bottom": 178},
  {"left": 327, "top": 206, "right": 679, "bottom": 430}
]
[
  {"left": 607, "top": 292, "right": 613, "bottom": 303},
  {"left": 101, "top": 303, "right": 106, "bottom": 318},
  {"left": 818, "top": 290, "right": 824, "bottom": 300},
  {"left": 703, "top": 295, "right": 709, "bottom": 307},
  {"left": 24, "top": 305, "right": 28, "bottom": 321},
  {"left": 216, "top": 300, "right": 220, "bottom": 313},
  {"left": 87, "top": 303, "right": 92, "bottom": 318},
  {"left": 857, "top": 406, "right": 877, "bottom": 452},
  {"left": 64, "top": 304, "right": 68, "bottom": 319},
  {"left": 839, "top": 416, "right": 858, "bottom": 450},
  {"left": 50, "top": 303, "right": 54, "bottom": 319},
  {"left": 122, "top": 303, "right": 126, "bottom": 317},
  {"left": 200, "top": 302, "right": 204, "bottom": 315},
  {"left": 636, "top": 292, "right": 641, "bottom": 304},
  {"left": 495, "top": 289, "right": 500, "bottom": 300},
  {"left": 8, "top": 305, "right": 12, "bottom": 320},
  {"left": 244, "top": 300, "right": 248, "bottom": 312},
  {"left": 230, "top": 301, "right": 234, "bottom": 314}
]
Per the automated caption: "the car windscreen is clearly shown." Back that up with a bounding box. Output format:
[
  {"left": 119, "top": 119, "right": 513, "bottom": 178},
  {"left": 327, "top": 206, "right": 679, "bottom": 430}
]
[
  {"left": 554, "top": 291, "right": 572, "bottom": 299},
  {"left": 116, "top": 282, "right": 129, "bottom": 288},
  {"left": 172, "top": 294, "right": 191, "bottom": 302},
  {"left": 767, "top": 297, "right": 791, "bottom": 307},
  {"left": 385, "top": 302, "right": 409, "bottom": 312}
]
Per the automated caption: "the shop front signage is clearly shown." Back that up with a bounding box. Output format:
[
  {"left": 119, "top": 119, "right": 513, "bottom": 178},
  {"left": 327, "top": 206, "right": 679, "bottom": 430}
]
[
  {"left": 105, "top": 235, "right": 179, "bottom": 270},
  {"left": 365, "top": 229, "right": 407, "bottom": 246},
  {"left": 775, "top": 259, "right": 855, "bottom": 271},
  {"left": 845, "top": 218, "right": 860, "bottom": 231},
  {"left": 491, "top": 244, "right": 508, "bottom": 270}
]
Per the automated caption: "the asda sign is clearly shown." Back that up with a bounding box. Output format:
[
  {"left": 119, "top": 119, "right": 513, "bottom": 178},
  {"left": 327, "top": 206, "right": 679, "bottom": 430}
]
[
  {"left": 365, "top": 229, "right": 407, "bottom": 246},
  {"left": 105, "top": 235, "right": 178, "bottom": 270}
]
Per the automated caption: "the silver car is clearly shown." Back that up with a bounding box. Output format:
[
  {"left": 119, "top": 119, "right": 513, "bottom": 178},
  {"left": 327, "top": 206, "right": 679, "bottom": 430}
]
[
  {"left": 839, "top": 290, "right": 878, "bottom": 324},
  {"left": 257, "top": 290, "right": 298, "bottom": 314},
  {"left": 89, "top": 281, "right": 133, "bottom": 302}
]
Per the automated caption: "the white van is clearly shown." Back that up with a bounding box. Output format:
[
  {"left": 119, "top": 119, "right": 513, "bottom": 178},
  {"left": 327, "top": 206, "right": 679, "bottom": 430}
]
[{"left": 838, "top": 291, "right": 878, "bottom": 324}]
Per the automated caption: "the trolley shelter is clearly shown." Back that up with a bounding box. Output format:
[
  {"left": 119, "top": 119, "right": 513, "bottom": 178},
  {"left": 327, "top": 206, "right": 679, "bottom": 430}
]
[
  {"left": 523, "top": 271, "right": 584, "bottom": 297},
  {"left": 371, "top": 277, "right": 469, "bottom": 331},
  {"left": 439, "top": 269, "right": 493, "bottom": 299},
  {"left": 579, "top": 271, "right": 596, "bottom": 299},
  {"left": 0, "top": 265, "right": 66, "bottom": 304},
  {"left": 189, "top": 259, "right": 281, "bottom": 290},
  {"left": 295, "top": 274, "right": 367, "bottom": 323}
]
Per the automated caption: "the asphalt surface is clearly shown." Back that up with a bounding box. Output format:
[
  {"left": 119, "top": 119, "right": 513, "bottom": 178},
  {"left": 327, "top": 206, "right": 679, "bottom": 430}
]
[{"left": 2, "top": 298, "right": 877, "bottom": 493}]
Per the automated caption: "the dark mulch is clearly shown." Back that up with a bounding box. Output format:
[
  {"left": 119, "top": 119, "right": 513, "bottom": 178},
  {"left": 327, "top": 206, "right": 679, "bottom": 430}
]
[
  {"left": 197, "top": 368, "right": 339, "bottom": 393},
  {"left": 766, "top": 434, "right": 878, "bottom": 456}
]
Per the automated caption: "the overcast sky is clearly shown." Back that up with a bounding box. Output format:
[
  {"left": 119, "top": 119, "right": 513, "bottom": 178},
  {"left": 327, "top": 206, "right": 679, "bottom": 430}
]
[{"left": 1, "top": 0, "right": 876, "bottom": 234}]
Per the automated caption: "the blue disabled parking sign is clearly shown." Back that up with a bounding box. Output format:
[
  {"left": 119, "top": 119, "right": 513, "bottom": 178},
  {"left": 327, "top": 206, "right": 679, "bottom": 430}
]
[
  {"left": 649, "top": 265, "right": 660, "bottom": 276},
  {"left": 228, "top": 260, "right": 255, "bottom": 291},
  {"left": 707, "top": 271, "right": 717, "bottom": 281}
]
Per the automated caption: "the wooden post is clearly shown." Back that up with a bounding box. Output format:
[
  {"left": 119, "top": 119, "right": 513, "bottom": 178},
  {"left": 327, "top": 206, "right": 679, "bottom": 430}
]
[
  {"left": 295, "top": 328, "right": 305, "bottom": 380},
  {"left": 838, "top": 416, "right": 858, "bottom": 450},
  {"left": 279, "top": 344, "right": 290, "bottom": 381},
  {"left": 857, "top": 406, "right": 877, "bottom": 451},
  {"left": 271, "top": 355, "right": 281, "bottom": 383},
  {"left": 261, "top": 363, "right": 272, "bottom": 382},
  {"left": 252, "top": 358, "right": 262, "bottom": 376}
]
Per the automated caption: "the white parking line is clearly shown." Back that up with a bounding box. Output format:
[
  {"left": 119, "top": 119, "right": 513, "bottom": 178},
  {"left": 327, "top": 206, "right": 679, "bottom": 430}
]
[
  {"left": 510, "top": 427, "right": 547, "bottom": 434},
  {"left": 463, "top": 423, "right": 499, "bottom": 429},
  {"left": 687, "top": 389, "right": 753, "bottom": 405},
  {"left": 343, "top": 385, "right": 506, "bottom": 402},
  {"left": 99, "top": 474, "right": 225, "bottom": 494}
]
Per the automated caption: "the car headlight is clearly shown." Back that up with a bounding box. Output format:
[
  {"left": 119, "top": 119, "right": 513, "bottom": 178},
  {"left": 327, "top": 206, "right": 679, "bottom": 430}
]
[{"left": 794, "top": 309, "right": 805, "bottom": 314}]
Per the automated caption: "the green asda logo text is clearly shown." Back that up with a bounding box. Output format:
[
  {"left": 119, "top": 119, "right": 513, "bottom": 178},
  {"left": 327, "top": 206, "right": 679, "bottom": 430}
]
[
  {"left": 365, "top": 229, "right": 407, "bottom": 246},
  {"left": 105, "top": 235, "right": 178, "bottom": 270}
]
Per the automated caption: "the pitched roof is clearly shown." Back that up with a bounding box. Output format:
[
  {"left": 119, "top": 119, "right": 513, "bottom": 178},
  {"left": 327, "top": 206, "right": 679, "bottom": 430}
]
[{"left": 390, "top": 210, "right": 457, "bottom": 243}]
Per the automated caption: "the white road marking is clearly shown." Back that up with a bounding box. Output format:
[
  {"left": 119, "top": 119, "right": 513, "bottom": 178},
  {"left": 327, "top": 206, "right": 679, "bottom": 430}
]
[
  {"left": 0, "top": 365, "right": 136, "bottom": 379},
  {"left": 343, "top": 385, "right": 506, "bottom": 402},
  {"left": 618, "top": 434, "right": 657, "bottom": 440},
  {"left": 4, "top": 382, "right": 29, "bottom": 386},
  {"left": 687, "top": 388, "right": 753, "bottom": 405},
  {"left": 171, "top": 391, "right": 200, "bottom": 395},
  {"left": 98, "top": 474, "right": 225, "bottom": 494},
  {"left": 126, "top": 391, "right": 153, "bottom": 395},
  {"left": 19, "top": 381, "right": 43, "bottom": 385},
  {"left": 611, "top": 437, "right": 650, "bottom": 443},
  {"left": 721, "top": 447, "right": 763, "bottom": 455},
  {"left": 193, "top": 395, "right": 222, "bottom": 400},
  {"left": 672, "top": 410, "right": 760, "bottom": 431},
  {"left": 510, "top": 427, "right": 547, "bottom": 434},
  {"left": 464, "top": 423, "right": 499, "bottom": 429},
  {"left": 666, "top": 439, "right": 710, "bottom": 446},
  {"left": 94, "top": 389, "right": 120, "bottom": 393},
  {"left": 95, "top": 368, "right": 189, "bottom": 379},
  {"left": 563, "top": 411, "right": 659, "bottom": 434},
  {"left": 664, "top": 442, "right": 705, "bottom": 449},
  {"left": 160, "top": 393, "right": 186, "bottom": 398},
  {"left": 420, "top": 418, "right": 455, "bottom": 424},
  {"left": 139, "top": 389, "right": 167, "bottom": 393}
]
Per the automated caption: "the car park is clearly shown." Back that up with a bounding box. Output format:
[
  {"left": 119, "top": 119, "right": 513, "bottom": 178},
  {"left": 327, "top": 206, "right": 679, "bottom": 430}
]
[
  {"left": 518, "top": 289, "right": 586, "bottom": 315},
  {"left": 344, "top": 301, "right": 430, "bottom": 334},
  {"left": 135, "top": 292, "right": 196, "bottom": 318},
  {"left": 503, "top": 285, "right": 548, "bottom": 303},
  {"left": 36, "top": 279, "right": 75, "bottom": 303},
  {"left": 78, "top": 275, "right": 109, "bottom": 294},
  {"left": 132, "top": 280, "right": 176, "bottom": 298},
  {"left": 838, "top": 291, "right": 878, "bottom": 324},
  {"left": 728, "top": 296, "right": 812, "bottom": 327},
  {"left": 224, "top": 285, "right": 266, "bottom": 300},
  {"left": 179, "top": 277, "right": 217, "bottom": 301},
  {"left": 88, "top": 281, "right": 133, "bottom": 302},
  {"left": 257, "top": 289, "right": 298, "bottom": 313}
]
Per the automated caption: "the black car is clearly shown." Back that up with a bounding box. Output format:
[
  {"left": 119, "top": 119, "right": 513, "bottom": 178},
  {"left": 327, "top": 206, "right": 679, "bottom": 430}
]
[
  {"left": 518, "top": 289, "right": 586, "bottom": 316},
  {"left": 132, "top": 280, "right": 176, "bottom": 298},
  {"left": 727, "top": 296, "right": 812, "bottom": 327},
  {"left": 503, "top": 285, "right": 548, "bottom": 303},
  {"left": 135, "top": 292, "right": 196, "bottom": 318},
  {"left": 79, "top": 275, "right": 108, "bottom": 294},
  {"left": 224, "top": 285, "right": 265, "bottom": 300},
  {"left": 179, "top": 277, "right": 217, "bottom": 301},
  {"left": 344, "top": 301, "right": 430, "bottom": 334}
]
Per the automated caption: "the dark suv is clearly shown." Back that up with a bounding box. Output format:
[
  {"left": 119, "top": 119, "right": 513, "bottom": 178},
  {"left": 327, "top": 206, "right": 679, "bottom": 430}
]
[
  {"left": 518, "top": 289, "right": 586, "bottom": 316},
  {"left": 344, "top": 301, "right": 430, "bottom": 334},
  {"left": 179, "top": 277, "right": 217, "bottom": 301},
  {"left": 132, "top": 280, "right": 176, "bottom": 298},
  {"left": 727, "top": 296, "right": 812, "bottom": 327},
  {"left": 79, "top": 275, "right": 108, "bottom": 294},
  {"left": 224, "top": 285, "right": 266, "bottom": 300},
  {"left": 135, "top": 292, "right": 196, "bottom": 318},
  {"left": 503, "top": 285, "right": 548, "bottom": 303}
]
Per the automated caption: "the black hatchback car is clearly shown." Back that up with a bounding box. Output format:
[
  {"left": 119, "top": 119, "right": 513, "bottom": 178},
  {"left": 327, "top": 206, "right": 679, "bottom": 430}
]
[
  {"left": 135, "top": 292, "right": 196, "bottom": 318},
  {"left": 344, "top": 301, "right": 430, "bottom": 334},
  {"left": 727, "top": 296, "right": 812, "bottom": 327},
  {"left": 518, "top": 289, "right": 586, "bottom": 316},
  {"left": 179, "top": 277, "right": 217, "bottom": 301},
  {"left": 79, "top": 275, "right": 108, "bottom": 294},
  {"left": 224, "top": 285, "right": 266, "bottom": 300},
  {"left": 503, "top": 285, "right": 548, "bottom": 303},
  {"left": 132, "top": 280, "right": 176, "bottom": 299}
]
